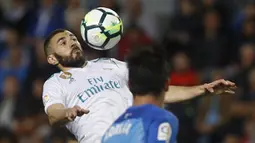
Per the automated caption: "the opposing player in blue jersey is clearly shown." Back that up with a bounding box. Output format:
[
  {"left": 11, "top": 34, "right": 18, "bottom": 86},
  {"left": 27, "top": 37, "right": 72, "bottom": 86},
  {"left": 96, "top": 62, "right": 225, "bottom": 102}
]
[{"left": 102, "top": 46, "right": 178, "bottom": 143}]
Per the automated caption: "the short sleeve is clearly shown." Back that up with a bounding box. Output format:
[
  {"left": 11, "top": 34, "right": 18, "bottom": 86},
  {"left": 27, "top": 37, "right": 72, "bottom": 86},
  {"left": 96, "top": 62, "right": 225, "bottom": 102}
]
[
  {"left": 42, "top": 75, "right": 65, "bottom": 114},
  {"left": 121, "top": 62, "right": 128, "bottom": 83},
  {"left": 112, "top": 59, "right": 128, "bottom": 83},
  {"left": 147, "top": 120, "right": 175, "bottom": 143}
]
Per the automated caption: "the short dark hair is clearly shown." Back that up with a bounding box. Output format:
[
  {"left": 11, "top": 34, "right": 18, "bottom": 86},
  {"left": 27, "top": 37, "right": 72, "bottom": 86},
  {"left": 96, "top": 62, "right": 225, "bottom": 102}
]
[
  {"left": 127, "top": 45, "right": 170, "bottom": 97},
  {"left": 44, "top": 29, "right": 66, "bottom": 57}
]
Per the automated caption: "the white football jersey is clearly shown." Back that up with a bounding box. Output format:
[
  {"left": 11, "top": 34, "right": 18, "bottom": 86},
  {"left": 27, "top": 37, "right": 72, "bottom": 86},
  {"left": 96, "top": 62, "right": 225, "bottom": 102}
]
[{"left": 42, "top": 58, "right": 133, "bottom": 143}]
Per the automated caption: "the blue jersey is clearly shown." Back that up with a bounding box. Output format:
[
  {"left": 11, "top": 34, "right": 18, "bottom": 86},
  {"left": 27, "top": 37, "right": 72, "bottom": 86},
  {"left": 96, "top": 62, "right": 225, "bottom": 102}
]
[{"left": 101, "top": 104, "right": 179, "bottom": 143}]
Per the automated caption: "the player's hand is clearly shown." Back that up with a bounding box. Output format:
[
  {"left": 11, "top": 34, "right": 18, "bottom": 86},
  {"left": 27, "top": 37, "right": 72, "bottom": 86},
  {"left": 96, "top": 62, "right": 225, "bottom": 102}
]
[
  {"left": 65, "top": 105, "right": 90, "bottom": 121},
  {"left": 203, "top": 79, "right": 237, "bottom": 95}
]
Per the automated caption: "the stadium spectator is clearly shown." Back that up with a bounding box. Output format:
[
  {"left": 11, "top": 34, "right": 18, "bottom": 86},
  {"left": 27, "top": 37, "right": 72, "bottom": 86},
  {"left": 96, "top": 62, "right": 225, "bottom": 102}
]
[
  {"left": 26, "top": 0, "right": 66, "bottom": 39},
  {"left": 166, "top": 51, "right": 200, "bottom": 143},
  {"left": 194, "top": 9, "right": 228, "bottom": 69},
  {"left": 0, "top": 75, "right": 20, "bottom": 129},
  {"left": 169, "top": 51, "right": 200, "bottom": 86},
  {"left": 0, "top": 28, "right": 30, "bottom": 94},
  {"left": 233, "top": 43, "right": 255, "bottom": 96},
  {"left": 164, "top": 0, "right": 201, "bottom": 57},
  {"left": 196, "top": 70, "right": 233, "bottom": 143}
]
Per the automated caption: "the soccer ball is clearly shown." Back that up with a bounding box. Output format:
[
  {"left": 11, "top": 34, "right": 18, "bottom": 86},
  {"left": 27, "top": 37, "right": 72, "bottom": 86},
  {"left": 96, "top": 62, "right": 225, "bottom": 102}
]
[{"left": 80, "top": 7, "right": 123, "bottom": 50}]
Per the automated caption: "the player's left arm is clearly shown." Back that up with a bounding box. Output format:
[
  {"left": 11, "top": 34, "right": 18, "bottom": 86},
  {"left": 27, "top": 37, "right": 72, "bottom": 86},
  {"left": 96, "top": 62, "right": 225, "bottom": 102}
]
[
  {"left": 147, "top": 120, "right": 178, "bottom": 143},
  {"left": 164, "top": 79, "right": 237, "bottom": 103}
]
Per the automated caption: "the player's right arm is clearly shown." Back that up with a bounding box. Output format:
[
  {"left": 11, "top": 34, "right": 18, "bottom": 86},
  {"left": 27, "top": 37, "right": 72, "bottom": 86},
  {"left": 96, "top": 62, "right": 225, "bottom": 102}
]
[
  {"left": 47, "top": 104, "right": 89, "bottom": 126},
  {"left": 42, "top": 76, "right": 89, "bottom": 126}
]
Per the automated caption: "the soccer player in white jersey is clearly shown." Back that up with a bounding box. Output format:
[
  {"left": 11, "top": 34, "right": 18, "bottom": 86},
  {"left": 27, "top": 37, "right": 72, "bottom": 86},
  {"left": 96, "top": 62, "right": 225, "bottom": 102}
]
[{"left": 42, "top": 29, "right": 236, "bottom": 143}]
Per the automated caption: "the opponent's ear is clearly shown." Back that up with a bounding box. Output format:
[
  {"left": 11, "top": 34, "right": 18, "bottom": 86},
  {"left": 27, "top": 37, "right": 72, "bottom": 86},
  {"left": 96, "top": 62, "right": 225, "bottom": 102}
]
[
  {"left": 164, "top": 78, "right": 170, "bottom": 91},
  {"left": 47, "top": 54, "right": 59, "bottom": 65}
]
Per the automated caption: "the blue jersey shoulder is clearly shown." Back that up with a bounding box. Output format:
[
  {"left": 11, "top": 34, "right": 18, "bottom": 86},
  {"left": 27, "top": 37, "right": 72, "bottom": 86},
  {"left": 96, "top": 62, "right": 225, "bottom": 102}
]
[
  {"left": 119, "top": 104, "right": 178, "bottom": 124},
  {"left": 102, "top": 104, "right": 179, "bottom": 143}
]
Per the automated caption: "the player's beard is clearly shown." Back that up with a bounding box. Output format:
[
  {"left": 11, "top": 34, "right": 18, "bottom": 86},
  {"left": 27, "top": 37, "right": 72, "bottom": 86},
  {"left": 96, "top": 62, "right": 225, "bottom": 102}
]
[{"left": 54, "top": 47, "right": 86, "bottom": 68}]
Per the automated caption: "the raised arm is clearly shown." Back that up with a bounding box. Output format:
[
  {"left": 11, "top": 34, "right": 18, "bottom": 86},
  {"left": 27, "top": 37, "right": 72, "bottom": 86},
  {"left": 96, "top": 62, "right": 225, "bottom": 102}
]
[
  {"left": 164, "top": 79, "right": 237, "bottom": 103},
  {"left": 164, "top": 85, "right": 205, "bottom": 103}
]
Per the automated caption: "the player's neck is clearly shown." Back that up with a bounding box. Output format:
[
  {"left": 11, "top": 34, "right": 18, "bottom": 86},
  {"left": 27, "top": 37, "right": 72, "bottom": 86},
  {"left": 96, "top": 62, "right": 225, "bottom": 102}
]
[
  {"left": 60, "top": 66, "right": 72, "bottom": 72},
  {"left": 133, "top": 94, "right": 164, "bottom": 107},
  {"left": 58, "top": 62, "right": 88, "bottom": 72}
]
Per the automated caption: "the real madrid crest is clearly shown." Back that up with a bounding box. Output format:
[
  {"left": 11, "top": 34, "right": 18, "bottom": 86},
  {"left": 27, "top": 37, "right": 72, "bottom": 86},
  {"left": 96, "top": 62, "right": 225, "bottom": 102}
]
[
  {"left": 60, "top": 72, "right": 72, "bottom": 79},
  {"left": 60, "top": 72, "right": 76, "bottom": 84}
]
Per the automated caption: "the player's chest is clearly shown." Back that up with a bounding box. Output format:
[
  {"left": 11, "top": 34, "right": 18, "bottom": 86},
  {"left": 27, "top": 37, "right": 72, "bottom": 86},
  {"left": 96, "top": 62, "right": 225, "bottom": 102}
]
[
  {"left": 59, "top": 70, "right": 123, "bottom": 87},
  {"left": 59, "top": 70, "right": 125, "bottom": 102}
]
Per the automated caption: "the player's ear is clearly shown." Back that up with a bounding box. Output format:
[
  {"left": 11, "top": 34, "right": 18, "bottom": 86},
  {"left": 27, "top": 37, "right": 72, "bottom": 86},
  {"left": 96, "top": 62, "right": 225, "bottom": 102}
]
[
  {"left": 164, "top": 79, "right": 170, "bottom": 91},
  {"left": 47, "top": 54, "right": 59, "bottom": 65}
]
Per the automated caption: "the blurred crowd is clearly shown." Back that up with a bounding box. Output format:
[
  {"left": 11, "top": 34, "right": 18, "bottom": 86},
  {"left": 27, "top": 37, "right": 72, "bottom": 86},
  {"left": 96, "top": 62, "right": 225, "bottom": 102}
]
[{"left": 0, "top": 0, "right": 255, "bottom": 143}]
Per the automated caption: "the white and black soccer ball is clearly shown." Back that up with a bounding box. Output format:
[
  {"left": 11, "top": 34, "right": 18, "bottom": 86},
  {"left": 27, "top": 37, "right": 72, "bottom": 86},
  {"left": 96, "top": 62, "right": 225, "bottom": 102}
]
[{"left": 80, "top": 7, "right": 123, "bottom": 50}]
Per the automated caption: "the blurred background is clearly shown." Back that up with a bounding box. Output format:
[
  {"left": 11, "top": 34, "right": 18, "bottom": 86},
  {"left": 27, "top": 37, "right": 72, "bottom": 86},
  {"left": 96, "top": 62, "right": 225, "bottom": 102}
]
[{"left": 0, "top": 0, "right": 255, "bottom": 143}]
